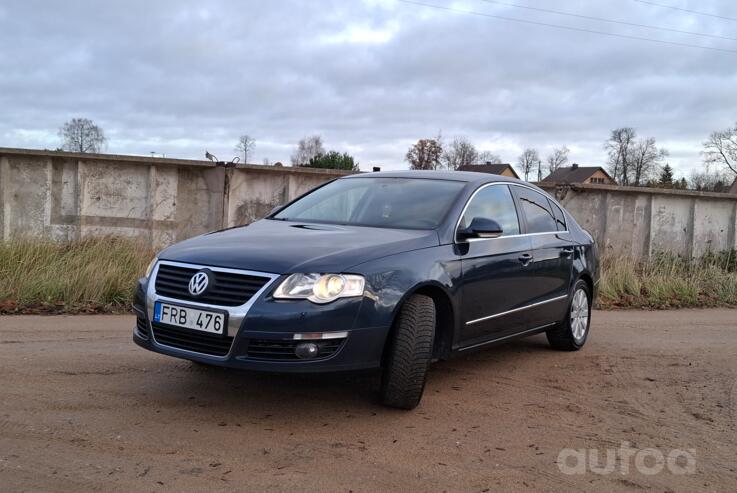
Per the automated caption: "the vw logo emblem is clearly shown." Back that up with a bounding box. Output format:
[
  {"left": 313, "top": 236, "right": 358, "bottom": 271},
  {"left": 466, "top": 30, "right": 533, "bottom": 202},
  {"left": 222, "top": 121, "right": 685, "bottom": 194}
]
[{"left": 188, "top": 271, "right": 210, "bottom": 296}]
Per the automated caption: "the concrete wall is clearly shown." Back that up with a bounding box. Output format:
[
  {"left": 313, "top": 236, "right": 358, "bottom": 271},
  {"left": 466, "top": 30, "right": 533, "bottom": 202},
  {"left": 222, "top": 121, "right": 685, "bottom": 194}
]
[
  {"left": 0, "top": 148, "right": 352, "bottom": 249},
  {"left": 2, "top": 148, "right": 736, "bottom": 258},
  {"left": 538, "top": 182, "right": 737, "bottom": 257}
]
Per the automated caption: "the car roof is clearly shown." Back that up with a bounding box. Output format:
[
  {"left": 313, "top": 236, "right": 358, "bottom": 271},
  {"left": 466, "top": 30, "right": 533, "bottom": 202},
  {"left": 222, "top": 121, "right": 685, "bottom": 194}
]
[{"left": 341, "top": 170, "right": 529, "bottom": 185}]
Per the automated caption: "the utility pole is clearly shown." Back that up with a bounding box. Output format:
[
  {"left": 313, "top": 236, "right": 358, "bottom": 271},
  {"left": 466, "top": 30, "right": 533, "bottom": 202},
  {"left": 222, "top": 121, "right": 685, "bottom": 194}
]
[{"left": 537, "top": 159, "right": 542, "bottom": 182}]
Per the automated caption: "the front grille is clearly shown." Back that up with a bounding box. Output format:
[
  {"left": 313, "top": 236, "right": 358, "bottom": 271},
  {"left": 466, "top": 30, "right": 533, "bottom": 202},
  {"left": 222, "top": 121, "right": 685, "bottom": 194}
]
[
  {"left": 152, "top": 322, "right": 233, "bottom": 357},
  {"left": 246, "top": 338, "right": 344, "bottom": 361},
  {"left": 154, "top": 263, "right": 271, "bottom": 306},
  {"left": 135, "top": 317, "right": 149, "bottom": 339}
]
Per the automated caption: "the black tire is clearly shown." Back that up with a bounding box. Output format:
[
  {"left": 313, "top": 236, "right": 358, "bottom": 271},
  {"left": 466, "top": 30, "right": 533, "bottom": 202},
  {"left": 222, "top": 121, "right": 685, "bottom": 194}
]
[
  {"left": 546, "top": 279, "right": 591, "bottom": 351},
  {"left": 380, "top": 294, "right": 436, "bottom": 410}
]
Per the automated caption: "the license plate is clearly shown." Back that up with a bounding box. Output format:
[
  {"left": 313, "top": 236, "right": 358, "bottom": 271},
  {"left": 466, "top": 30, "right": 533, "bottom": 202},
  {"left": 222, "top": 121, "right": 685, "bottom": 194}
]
[{"left": 153, "top": 302, "right": 226, "bottom": 335}]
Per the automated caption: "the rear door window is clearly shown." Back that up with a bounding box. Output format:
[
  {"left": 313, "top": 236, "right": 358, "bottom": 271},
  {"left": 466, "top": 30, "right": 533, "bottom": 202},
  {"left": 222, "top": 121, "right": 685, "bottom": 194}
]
[
  {"left": 513, "top": 187, "right": 557, "bottom": 234},
  {"left": 547, "top": 199, "right": 567, "bottom": 231}
]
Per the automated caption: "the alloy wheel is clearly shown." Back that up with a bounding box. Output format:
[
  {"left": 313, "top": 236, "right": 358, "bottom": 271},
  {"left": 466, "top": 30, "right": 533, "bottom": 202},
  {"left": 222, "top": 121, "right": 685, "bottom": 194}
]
[{"left": 570, "top": 288, "right": 589, "bottom": 342}]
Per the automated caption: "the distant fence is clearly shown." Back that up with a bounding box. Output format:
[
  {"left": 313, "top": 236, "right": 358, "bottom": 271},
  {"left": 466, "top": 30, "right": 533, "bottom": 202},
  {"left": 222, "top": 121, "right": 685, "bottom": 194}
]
[
  {"left": 1, "top": 148, "right": 736, "bottom": 257},
  {"left": 0, "top": 148, "right": 352, "bottom": 249},
  {"left": 538, "top": 182, "right": 737, "bottom": 258}
]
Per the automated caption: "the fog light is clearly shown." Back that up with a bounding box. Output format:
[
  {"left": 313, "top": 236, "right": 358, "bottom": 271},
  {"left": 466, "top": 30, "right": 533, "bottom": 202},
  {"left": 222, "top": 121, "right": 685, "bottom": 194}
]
[{"left": 295, "top": 342, "right": 319, "bottom": 359}]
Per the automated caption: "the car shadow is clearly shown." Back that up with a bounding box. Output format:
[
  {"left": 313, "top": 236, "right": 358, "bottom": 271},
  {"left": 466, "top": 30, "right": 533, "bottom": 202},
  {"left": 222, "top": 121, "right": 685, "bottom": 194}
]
[{"left": 129, "top": 334, "right": 554, "bottom": 418}]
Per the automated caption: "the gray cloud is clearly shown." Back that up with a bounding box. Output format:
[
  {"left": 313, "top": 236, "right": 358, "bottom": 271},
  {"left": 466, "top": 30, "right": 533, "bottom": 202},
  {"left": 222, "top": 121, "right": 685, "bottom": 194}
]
[{"left": 1, "top": 0, "right": 736, "bottom": 176}]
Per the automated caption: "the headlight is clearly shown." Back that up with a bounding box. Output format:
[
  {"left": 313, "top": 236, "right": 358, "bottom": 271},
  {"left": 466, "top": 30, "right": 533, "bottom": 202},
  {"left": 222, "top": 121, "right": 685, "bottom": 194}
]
[
  {"left": 144, "top": 257, "right": 158, "bottom": 278},
  {"left": 273, "top": 273, "right": 365, "bottom": 304}
]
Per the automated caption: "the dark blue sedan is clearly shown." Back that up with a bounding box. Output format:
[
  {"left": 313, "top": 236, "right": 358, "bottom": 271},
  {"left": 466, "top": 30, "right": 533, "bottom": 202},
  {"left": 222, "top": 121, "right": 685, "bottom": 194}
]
[{"left": 133, "top": 171, "right": 598, "bottom": 409}]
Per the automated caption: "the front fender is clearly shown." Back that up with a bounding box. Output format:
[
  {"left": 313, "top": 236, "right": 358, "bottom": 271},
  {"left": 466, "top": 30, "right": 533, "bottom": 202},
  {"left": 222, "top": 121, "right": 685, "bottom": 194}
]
[{"left": 351, "top": 245, "right": 462, "bottom": 332}]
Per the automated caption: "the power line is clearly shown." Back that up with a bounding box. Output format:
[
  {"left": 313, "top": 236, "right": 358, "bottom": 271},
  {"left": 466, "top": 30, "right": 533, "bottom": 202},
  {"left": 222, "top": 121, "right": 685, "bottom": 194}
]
[
  {"left": 396, "top": 0, "right": 737, "bottom": 55},
  {"left": 634, "top": 0, "right": 737, "bottom": 23},
  {"left": 477, "top": 0, "right": 737, "bottom": 42}
]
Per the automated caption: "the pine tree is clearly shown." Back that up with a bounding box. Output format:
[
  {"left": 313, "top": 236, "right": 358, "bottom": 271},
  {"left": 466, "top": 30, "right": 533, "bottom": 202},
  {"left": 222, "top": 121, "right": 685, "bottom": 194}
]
[{"left": 658, "top": 164, "right": 674, "bottom": 187}]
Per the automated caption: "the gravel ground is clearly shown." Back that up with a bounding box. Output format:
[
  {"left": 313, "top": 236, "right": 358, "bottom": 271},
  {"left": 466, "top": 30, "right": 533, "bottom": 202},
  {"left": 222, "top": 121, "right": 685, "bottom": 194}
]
[{"left": 1, "top": 310, "right": 735, "bottom": 492}]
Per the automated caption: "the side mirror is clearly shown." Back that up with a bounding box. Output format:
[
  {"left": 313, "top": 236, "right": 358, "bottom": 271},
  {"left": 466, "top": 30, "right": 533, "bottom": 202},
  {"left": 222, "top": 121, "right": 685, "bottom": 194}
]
[{"left": 458, "top": 217, "right": 503, "bottom": 240}]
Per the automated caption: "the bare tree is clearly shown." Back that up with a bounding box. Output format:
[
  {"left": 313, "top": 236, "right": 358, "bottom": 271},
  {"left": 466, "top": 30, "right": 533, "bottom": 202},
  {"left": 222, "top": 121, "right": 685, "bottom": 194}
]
[
  {"left": 517, "top": 148, "right": 539, "bottom": 181},
  {"left": 235, "top": 134, "right": 256, "bottom": 163},
  {"left": 605, "top": 128, "right": 669, "bottom": 186},
  {"left": 605, "top": 127, "right": 637, "bottom": 185},
  {"left": 689, "top": 168, "right": 732, "bottom": 192},
  {"left": 405, "top": 138, "right": 443, "bottom": 170},
  {"left": 703, "top": 122, "right": 737, "bottom": 176},
  {"left": 59, "top": 118, "right": 106, "bottom": 153},
  {"left": 546, "top": 146, "right": 569, "bottom": 174},
  {"left": 442, "top": 136, "right": 478, "bottom": 170},
  {"left": 631, "top": 138, "right": 668, "bottom": 185},
  {"left": 291, "top": 135, "right": 325, "bottom": 166},
  {"left": 476, "top": 150, "right": 503, "bottom": 164}
]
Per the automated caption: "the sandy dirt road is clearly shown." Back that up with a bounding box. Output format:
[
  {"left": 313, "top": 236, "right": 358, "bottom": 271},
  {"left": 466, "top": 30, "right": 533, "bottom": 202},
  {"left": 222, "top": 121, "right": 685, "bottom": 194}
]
[{"left": 0, "top": 310, "right": 735, "bottom": 492}]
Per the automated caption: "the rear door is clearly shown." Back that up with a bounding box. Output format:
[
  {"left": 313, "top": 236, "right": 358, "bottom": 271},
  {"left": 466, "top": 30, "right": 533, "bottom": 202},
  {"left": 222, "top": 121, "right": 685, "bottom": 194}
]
[
  {"left": 457, "top": 184, "right": 535, "bottom": 346},
  {"left": 510, "top": 186, "right": 574, "bottom": 328}
]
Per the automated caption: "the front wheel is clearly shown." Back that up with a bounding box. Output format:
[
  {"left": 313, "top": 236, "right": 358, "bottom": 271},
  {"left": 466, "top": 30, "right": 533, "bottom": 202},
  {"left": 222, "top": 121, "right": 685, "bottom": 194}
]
[
  {"left": 546, "top": 280, "right": 591, "bottom": 351},
  {"left": 380, "top": 294, "right": 436, "bottom": 410}
]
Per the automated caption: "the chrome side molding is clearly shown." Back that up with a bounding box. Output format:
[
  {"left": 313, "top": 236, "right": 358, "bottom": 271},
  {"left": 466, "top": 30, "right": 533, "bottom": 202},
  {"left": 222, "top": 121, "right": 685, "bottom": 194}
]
[{"left": 465, "top": 294, "right": 568, "bottom": 326}]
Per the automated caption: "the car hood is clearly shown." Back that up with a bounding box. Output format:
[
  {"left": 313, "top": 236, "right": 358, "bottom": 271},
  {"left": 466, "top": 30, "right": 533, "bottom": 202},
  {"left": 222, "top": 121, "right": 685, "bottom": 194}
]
[{"left": 159, "top": 219, "right": 439, "bottom": 274}]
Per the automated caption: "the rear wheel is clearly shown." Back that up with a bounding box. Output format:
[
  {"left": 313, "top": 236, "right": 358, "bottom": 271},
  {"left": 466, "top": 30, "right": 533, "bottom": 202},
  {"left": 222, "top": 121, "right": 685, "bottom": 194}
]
[
  {"left": 546, "top": 280, "right": 591, "bottom": 351},
  {"left": 380, "top": 294, "right": 436, "bottom": 410}
]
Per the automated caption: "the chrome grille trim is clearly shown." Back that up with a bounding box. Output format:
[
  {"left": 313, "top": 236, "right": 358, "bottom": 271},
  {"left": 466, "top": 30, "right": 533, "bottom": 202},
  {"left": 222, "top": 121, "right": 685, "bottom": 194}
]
[{"left": 146, "top": 260, "right": 280, "bottom": 359}]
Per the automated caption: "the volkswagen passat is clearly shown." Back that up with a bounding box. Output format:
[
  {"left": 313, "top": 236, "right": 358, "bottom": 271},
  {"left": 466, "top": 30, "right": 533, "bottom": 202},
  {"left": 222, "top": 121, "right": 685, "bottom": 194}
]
[{"left": 133, "top": 171, "right": 598, "bottom": 409}]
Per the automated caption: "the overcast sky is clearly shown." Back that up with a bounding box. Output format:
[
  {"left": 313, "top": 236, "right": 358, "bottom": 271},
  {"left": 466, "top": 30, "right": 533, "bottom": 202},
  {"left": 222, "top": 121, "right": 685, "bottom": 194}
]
[{"left": 1, "top": 0, "right": 736, "bottom": 176}]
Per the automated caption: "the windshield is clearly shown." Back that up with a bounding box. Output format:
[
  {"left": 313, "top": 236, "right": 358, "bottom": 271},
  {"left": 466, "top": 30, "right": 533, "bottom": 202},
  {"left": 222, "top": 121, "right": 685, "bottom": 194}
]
[{"left": 271, "top": 177, "right": 466, "bottom": 230}]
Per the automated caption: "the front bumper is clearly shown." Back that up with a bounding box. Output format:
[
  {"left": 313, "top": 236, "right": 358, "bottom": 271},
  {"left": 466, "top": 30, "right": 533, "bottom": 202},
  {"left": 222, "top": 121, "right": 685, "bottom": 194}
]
[{"left": 132, "top": 262, "right": 390, "bottom": 373}]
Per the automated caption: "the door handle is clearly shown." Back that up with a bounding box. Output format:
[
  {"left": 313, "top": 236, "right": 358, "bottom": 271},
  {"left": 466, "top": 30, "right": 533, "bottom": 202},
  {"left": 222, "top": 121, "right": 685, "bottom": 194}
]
[
  {"left": 518, "top": 253, "right": 533, "bottom": 266},
  {"left": 561, "top": 247, "right": 574, "bottom": 257}
]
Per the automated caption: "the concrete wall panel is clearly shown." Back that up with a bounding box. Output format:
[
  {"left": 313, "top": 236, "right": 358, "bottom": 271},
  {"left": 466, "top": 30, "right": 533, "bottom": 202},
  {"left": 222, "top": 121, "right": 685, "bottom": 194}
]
[
  {"left": 603, "top": 193, "right": 651, "bottom": 257},
  {"left": 692, "top": 199, "right": 734, "bottom": 256},
  {"left": 78, "top": 160, "right": 151, "bottom": 241},
  {"left": 226, "top": 170, "right": 288, "bottom": 228},
  {"left": 150, "top": 164, "right": 179, "bottom": 248},
  {"left": 650, "top": 195, "right": 693, "bottom": 257},
  {"left": 288, "top": 173, "right": 332, "bottom": 200},
  {"left": 79, "top": 160, "right": 150, "bottom": 220},
  {"left": 5, "top": 155, "right": 50, "bottom": 239},
  {"left": 48, "top": 157, "right": 80, "bottom": 242},
  {"left": 556, "top": 189, "right": 606, "bottom": 248},
  {"left": 174, "top": 167, "right": 225, "bottom": 240}
]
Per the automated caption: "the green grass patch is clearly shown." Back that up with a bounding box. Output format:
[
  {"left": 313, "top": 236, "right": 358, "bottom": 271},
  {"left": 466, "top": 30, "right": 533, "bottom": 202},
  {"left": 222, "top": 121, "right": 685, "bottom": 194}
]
[{"left": 0, "top": 237, "right": 153, "bottom": 314}]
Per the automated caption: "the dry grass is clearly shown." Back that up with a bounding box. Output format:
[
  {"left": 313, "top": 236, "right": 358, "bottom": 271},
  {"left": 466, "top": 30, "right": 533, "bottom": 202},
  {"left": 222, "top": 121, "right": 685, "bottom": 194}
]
[
  {"left": 598, "top": 250, "right": 737, "bottom": 309},
  {"left": 1, "top": 238, "right": 736, "bottom": 313},
  {"left": 0, "top": 237, "right": 153, "bottom": 313}
]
